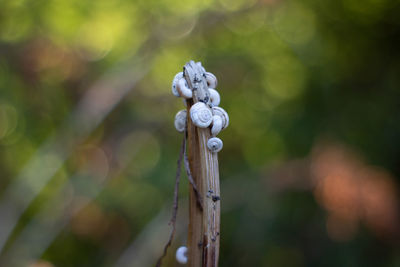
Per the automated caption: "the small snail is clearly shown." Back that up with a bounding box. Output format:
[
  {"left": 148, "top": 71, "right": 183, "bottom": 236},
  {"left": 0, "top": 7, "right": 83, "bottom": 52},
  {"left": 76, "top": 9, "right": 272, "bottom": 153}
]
[
  {"left": 172, "top": 72, "right": 183, "bottom": 97},
  {"left": 177, "top": 78, "right": 193, "bottom": 99},
  {"left": 205, "top": 72, "right": 217, "bottom": 89},
  {"left": 211, "top": 115, "right": 223, "bottom": 136},
  {"left": 211, "top": 107, "right": 229, "bottom": 130},
  {"left": 190, "top": 102, "right": 213, "bottom": 128},
  {"left": 174, "top": 110, "right": 187, "bottom": 132},
  {"left": 207, "top": 137, "right": 223, "bottom": 153},
  {"left": 176, "top": 246, "right": 188, "bottom": 264},
  {"left": 208, "top": 88, "right": 220, "bottom": 107}
]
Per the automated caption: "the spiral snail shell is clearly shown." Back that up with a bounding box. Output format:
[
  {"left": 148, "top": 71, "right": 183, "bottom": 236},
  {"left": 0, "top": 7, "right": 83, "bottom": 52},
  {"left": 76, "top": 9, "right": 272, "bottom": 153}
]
[
  {"left": 177, "top": 78, "right": 193, "bottom": 99},
  {"left": 205, "top": 72, "right": 218, "bottom": 89},
  {"left": 176, "top": 246, "right": 188, "bottom": 264},
  {"left": 212, "top": 106, "right": 229, "bottom": 130},
  {"left": 174, "top": 110, "right": 187, "bottom": 132},
  {"left": 208, "top": 88, "right": 220, "bottom": 107},
  {"left": 190, "top": 102, "right": 213, "bottom": 128},
  {"left": 171, "top": 72, "right": 183, "bottom": 97},
  {"left": 207, "top": 137, "right": 223, "bottom": 152},
  {"left": 211, "top": 115, "right": 223, "bottom": 136}
]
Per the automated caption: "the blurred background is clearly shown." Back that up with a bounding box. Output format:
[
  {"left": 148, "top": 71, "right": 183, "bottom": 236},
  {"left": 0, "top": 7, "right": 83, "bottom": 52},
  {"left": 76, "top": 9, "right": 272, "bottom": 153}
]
[{"left": 0, "top": 0, "right": 399, "bottom": 266}]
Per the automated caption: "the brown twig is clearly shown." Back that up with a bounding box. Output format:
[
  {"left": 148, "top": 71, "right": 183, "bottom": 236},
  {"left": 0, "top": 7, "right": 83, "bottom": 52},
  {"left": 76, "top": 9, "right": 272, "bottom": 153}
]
[
  {"left": 155, "top": 134, "right": 186, "bottom": 267},
  {"left": 184, "top": 148, "right": 204, "bottom": 211}
]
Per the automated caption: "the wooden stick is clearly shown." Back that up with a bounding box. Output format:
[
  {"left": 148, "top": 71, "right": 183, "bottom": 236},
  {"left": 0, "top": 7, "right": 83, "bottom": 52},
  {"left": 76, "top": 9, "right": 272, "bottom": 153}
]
[{"left": 184, "top": 61, "right": 220, "bottom": 267}]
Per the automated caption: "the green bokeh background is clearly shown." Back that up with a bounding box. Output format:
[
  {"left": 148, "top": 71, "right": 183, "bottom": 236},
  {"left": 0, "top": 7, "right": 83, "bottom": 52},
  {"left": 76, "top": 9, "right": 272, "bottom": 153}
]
[{"left": 0, "top": 0, "right": 399, "bottom": 266}]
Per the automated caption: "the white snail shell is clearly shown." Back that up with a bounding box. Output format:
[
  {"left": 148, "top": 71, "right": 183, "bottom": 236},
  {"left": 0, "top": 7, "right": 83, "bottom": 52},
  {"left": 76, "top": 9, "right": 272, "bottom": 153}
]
[
  {"left": 205, "top": 72, "right": 217, "bottom": 89},
  {"left": 174, "top": 110, "right": 187, "bottom": 132},
  {"left": 211, "top": 115, "right": 223, "bottom": 136},
  {"left": 190, "top": 102, "right": 213, "bottom": 128},
  {"left": 208, "top": 88, "right": 220, "bottom": 107},
  {"left": 176, "top": 246, "right": 188, "bottom": 264},
  {"left": 211, "top": 106, "right": 229, "bottom": 130},
  {"left": 172, "top": 72, "right": 183, "bottom": 97},
  {"left": 207, "top": 137, "right": 223, "bottom": 152},
  {"left": 177, "top": 78, "right": 193, "bottom": 99}
]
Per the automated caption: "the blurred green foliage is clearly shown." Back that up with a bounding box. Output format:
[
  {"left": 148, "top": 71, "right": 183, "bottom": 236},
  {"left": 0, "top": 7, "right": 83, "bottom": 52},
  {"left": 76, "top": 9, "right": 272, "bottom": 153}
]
[{"left": 0, "top": 0, "right": 399, "bottom": 266}]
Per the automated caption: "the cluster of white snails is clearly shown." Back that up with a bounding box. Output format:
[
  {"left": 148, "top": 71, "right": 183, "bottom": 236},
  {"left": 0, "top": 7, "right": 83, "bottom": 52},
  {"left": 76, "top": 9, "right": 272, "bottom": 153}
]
[{"left": 173, "top": 66, "right": 229, "bottom": 153}]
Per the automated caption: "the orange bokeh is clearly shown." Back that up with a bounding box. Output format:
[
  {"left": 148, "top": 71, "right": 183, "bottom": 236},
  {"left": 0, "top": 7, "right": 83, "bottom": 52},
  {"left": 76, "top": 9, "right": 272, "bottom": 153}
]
[{"left": 311, "top": 142, "right": 399, "bottom": 241}]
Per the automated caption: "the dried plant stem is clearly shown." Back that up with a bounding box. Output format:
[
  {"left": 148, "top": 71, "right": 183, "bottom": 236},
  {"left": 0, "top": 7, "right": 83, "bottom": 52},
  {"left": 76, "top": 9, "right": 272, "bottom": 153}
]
[{"left": 184, "top": 61, "right": 220, "bottom": 267}]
